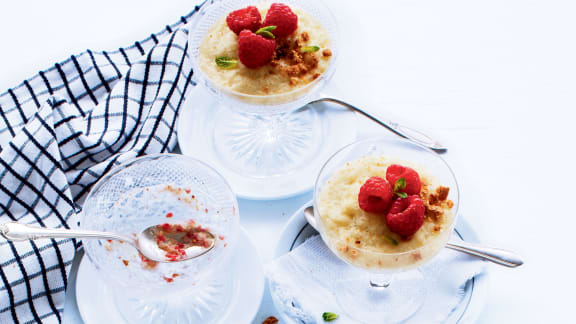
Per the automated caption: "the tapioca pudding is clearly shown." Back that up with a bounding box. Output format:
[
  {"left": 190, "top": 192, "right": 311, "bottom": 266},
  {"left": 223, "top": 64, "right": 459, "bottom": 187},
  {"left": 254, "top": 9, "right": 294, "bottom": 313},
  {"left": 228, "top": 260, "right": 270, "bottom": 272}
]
[
  {"left": 317, "top": 156, "right": 455, "bottom": 270},
  {"left": 198, "top": 3, "right": 333, "bottom": 101}
]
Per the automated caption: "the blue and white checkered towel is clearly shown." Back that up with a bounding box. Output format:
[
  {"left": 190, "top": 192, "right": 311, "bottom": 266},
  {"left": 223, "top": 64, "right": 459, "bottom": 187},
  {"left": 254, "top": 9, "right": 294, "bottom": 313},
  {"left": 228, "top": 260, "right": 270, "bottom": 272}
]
[{"left": 0, "top": 7, "right": 199, "bottom": 323}]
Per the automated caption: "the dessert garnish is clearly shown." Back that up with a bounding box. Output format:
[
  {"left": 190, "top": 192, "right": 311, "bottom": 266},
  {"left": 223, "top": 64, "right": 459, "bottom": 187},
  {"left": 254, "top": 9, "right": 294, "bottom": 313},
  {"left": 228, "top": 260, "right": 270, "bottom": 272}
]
[
  {"left": 356, "top": 164, "right": 428, "bottom": 237},
  {"left": 386, "top": 195, "right": 425, "bottom": 237},
  {"left": 255, "top": 25, "right": 277, "bottom": 39},
  {"left": 300, "top": 45, "right": 320, "bottom": 53},
  {"left": 386, "top": 164, "right": 422, "bottom": 195},
  {"left": 383, "top": 234, "right": 399, "bottom": 246},
  {"left": 322, "top": 312, "right": 339, "bottom": 322},
  {"left": 226, "top": 5, "right": 262, "bottom": 34},
  {"left": 262, "top": 3, "right": 298, "bottom": 37},
  {"left": 238, "top": 30, "right": 277, "bottom": 68},
  {"left": 393, "top": 177, "right": 408, "bottom": 198},
  {"left": 215, "top": 56, "right": 238, "bottom": 69},
  {"left": 358, "top": 176, "right": 393, "bottom": 213}
]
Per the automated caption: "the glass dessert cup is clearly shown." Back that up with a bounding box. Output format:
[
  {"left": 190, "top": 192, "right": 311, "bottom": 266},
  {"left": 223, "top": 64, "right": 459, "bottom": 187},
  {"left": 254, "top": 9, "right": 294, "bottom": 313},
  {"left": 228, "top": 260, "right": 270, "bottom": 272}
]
[
  {"left": 81, "top": 154, "right": 239, "bottom": 324},
  {"left": 313, "top": 137, "right": 460, "bottom": 323},
  {"left": 188, "top": 0, "right": 339, "bottom": 178}
]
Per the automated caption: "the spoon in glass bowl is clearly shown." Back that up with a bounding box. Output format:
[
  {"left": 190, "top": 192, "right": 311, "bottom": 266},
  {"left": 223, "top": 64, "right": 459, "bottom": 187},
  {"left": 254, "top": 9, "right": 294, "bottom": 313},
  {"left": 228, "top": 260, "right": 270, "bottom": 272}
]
[
  {"left": 303, "top": 206, "right": 523, "bottom": 268},
  {"left": 0, "top": 221, "right": 216, "bottom": 262}
]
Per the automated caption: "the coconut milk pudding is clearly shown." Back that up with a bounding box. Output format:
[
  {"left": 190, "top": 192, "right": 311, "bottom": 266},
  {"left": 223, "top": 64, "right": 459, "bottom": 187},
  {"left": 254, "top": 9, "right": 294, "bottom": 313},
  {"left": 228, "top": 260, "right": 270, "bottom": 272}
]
[
  {"left": 317, "top": 156, "right": 454, "bottom": 270},
  {"left": 198, "top": 3, "right": 333, "bottom": 99}
]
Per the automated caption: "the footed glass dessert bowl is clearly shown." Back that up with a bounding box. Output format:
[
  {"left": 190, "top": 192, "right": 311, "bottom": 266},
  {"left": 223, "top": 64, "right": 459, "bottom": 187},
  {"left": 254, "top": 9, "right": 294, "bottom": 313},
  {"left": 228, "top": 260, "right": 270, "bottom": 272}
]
[
  {"left": 188, "top": 0, "right": 339, "bottom": 178},
  {"left": 313, "top": 137, "right": 460, "bottom": 323},
  {"left": 81, "top": 154, "right": 239, "bottom": 324}
]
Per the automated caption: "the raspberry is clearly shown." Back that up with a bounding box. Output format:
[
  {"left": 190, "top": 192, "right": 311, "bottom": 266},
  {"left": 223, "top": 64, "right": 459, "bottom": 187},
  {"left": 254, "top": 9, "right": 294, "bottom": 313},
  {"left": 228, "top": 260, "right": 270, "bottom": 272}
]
[
  {"left": 358, "top": 177, "right": 393, "bottom": 213},
  {"left": 386, "top": 164, "right": 422, "bottom": 195},
  {"left": 226, "top": 6, "right": 262, "bottom": 35},
  {"left": 262, "top": 3, "right": 298, "bottom": 37},
  {"left": 238, "top": 30, "right": 276, "bottom": 68},
  {"left": 386, "top": 195, "right": 425, "bottom": 237}
]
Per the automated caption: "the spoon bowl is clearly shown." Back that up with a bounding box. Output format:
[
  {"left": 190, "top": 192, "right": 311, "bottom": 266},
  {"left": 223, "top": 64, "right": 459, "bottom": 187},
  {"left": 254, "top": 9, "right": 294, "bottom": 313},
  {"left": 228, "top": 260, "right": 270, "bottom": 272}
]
[{"left": 137, "top": 224, "right": 216, "bottom": 262}]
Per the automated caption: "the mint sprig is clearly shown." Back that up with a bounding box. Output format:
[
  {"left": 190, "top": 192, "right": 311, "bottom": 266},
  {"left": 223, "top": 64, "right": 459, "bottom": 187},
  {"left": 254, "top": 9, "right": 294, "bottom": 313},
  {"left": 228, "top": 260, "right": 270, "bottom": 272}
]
[
  {"left": 215, "top": 56, "right": 237, "bottom": 69},
  {"left": 322, "top": 312, "right": 339, "bottom": 321},
  {"left": 394, "top": 177, "right": 408, "bottom": 198},
  {"left": 384, "top": 234, "right": 399, "bottom": 246},
  {"left": 301, "top": 45, "right": 320, "bottom": 53},
  {"left": 256, "top": 25, "right": 277, "bottom": 39}
]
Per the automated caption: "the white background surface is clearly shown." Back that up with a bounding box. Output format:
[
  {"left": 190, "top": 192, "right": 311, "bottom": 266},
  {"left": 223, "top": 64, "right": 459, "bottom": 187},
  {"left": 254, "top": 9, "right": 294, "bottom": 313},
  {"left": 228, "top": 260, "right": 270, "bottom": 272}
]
[{"left": 1, "top": 0, "right": 575, "bottom": 323}]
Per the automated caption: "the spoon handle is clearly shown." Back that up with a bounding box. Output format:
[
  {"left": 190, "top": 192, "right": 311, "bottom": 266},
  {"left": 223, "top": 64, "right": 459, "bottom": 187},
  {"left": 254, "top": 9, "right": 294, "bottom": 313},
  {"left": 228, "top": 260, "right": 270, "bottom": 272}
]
[
  {"left": 311, "top": 97, "right": 447, "bottom": 153},
  {"left": 446, "top": 241, "right": 523, "bottom": 268},
  {"left": 0, "top": 221, "right": 131, "bottom": 242}
]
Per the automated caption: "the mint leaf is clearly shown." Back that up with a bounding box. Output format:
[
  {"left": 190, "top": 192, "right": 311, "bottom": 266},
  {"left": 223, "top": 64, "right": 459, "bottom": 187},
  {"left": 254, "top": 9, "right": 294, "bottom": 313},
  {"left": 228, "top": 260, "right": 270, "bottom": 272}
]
[
  {"left": 257, "top": 25, "right": 277, "bottom": 32},
  {"left": 384, "top": 234, "right": 399, "bottom": 246},
  {"left": 215, "top": 56, "right": 237, "bottom": 69},
  {"left": 394, "top": 177, "right": 406, "bottom": 192},
  {"left": 322, "top": 312, "right": 339, "bottom": 321},
  {"left": 393, "top": 177, "right": 408, "bottom": 198},
  {"left": 301, "top": 45, "right": 320, "bottom": 53},
  {"left": 256, "top": 26, "right": 276, "bottom": 39},
  {"left": 395, "top": 192, "right": 408, "bottom": 198}
]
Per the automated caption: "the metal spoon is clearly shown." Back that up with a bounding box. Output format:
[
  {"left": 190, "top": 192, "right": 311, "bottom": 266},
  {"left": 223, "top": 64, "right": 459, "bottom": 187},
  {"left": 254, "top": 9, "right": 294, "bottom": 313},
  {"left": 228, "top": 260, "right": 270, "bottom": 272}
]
[
  {"left": 309, "top": 97, "right": 448, "bottom": 153},
  {"left": 303, "top": 206, "right": 523, "bottom": 268},
  {"left": 0, "top": 221, "right": 215, "bottom": 263}
]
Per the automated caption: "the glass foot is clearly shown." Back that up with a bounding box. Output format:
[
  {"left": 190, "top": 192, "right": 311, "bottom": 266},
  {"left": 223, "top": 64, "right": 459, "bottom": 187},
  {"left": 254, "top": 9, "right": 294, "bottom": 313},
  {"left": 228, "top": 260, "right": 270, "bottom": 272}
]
[
  {"left": 334, "top": 270, "right": 426, "bottom": 323},
  {"left": 212, "top": 105, "right": 322, "bottom": 178},
  {"left": 113, "top": 273, "right": 234, "bottom": 324}
]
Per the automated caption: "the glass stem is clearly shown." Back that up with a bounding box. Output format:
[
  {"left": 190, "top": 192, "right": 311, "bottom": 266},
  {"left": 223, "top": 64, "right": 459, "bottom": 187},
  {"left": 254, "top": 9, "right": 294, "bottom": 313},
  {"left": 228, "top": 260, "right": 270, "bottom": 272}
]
[{"left": 369, "top": 272, "right": 395, "bottom": 288}]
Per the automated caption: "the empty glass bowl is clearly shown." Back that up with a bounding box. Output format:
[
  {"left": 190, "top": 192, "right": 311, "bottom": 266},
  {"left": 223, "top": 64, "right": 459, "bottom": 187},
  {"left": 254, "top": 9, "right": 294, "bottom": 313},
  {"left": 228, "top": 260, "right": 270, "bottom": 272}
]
[
  {"left": 81, "top": 154, "right": 239, "bottom": 324},
  {"left": 313, "top": 137, "right": 460, "bottom": 323}
]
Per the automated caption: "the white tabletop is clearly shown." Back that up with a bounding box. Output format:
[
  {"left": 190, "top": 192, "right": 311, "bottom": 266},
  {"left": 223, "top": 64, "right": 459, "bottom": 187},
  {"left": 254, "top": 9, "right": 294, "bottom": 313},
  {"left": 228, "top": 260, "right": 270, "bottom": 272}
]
[{"left": 2, "top": 0, "right": 576, "bottom": 323}]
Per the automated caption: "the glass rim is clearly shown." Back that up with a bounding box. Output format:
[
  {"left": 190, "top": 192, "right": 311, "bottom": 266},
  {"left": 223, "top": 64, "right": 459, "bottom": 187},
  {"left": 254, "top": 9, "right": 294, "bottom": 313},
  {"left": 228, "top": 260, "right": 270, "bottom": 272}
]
[
  {"left": 82, "top": 153, "right": 237, "bottom": 214},
  {"left": 313, "top": 136, "right": 461, "bottom": 257}
]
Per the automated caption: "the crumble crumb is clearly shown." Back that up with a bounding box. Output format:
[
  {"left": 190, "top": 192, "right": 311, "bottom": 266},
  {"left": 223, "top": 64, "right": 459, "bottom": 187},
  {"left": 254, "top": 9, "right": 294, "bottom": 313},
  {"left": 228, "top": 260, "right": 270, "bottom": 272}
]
[
  {"left": 262, "top": 316, "right": 279, "bottom": 324},
  {"left": 425, "top": 206, "right": 443, "bottom": 222},
  {"left": 436, "top": 186, "right": 450, "bottom": 201}
]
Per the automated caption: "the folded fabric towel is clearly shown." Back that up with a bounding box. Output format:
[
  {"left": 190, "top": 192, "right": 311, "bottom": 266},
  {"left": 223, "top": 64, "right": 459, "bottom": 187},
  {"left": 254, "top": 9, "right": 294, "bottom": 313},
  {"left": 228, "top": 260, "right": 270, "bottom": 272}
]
[
  {"left": 0, "top": 6, "right": 200, "bottom": 323},
  {"left": 267, "top": 235, "right": 486, "bottom": 324}
]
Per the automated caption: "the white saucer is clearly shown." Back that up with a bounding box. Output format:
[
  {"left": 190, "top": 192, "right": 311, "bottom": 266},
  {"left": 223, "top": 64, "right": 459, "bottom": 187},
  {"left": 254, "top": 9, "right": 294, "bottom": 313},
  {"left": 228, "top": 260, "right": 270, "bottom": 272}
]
[
  {"left": 178, "top": 87, "right": 357, "bottom": 200},
  {"left": 271, "top": 201, "right": 489, "bottom": 323},
  {"left": 76, "top": 228, "right": 265, "bottom": 324}
]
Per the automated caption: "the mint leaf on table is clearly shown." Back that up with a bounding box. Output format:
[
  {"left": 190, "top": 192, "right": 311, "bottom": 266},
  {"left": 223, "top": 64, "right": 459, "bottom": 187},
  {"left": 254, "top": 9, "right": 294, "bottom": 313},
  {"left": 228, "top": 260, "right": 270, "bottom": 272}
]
[{"left": 322, "top": 312, "right": 339, "bottom": 321}]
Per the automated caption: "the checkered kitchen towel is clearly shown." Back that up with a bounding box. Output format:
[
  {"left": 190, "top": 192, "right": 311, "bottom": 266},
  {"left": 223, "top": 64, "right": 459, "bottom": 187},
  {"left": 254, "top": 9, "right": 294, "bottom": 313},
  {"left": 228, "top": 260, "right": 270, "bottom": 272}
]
[{"left": 0, "top": 5, "right": 201, "bottom": 323}]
